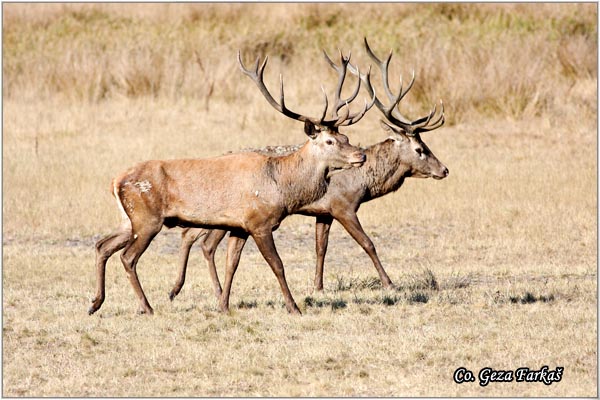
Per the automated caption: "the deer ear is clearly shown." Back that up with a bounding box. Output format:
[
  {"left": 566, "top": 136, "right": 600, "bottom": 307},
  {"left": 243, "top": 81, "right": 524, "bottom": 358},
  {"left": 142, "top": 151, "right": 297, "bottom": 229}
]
[{"left": 304, "top": 121, "right": 319, "bottom": 139}]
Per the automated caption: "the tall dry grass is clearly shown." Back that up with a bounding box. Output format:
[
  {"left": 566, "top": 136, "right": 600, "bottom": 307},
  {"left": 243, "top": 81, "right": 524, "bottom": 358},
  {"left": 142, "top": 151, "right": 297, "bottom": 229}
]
[{"left": 3, "top": 3, "right": 597, "bottom": 121}]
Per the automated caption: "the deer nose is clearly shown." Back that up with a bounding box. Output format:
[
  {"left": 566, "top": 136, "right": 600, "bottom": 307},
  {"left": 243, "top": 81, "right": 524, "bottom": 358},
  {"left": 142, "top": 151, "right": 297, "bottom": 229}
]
[
  {"left": 350, "top": 151, "right": 366, "bottom": 167},
  {"left": 442, "top": 167, "right": 449, "bottom": 177}
]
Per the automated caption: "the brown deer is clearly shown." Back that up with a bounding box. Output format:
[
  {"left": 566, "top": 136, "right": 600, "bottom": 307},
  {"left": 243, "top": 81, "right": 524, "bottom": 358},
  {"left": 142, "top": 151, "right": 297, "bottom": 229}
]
[
  {"left": 89, "top": 49, "right": 374, "bottom": 316},
  {"left": 167, "top": 38, "right": 449, "bottom": 302}
]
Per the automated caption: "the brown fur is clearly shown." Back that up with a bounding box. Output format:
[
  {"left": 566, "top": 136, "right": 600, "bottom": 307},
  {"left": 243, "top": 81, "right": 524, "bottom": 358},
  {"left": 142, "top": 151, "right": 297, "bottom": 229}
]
[
  {"left": 89, "top": 125, "right": 365, "bottom": 315},
  {"left": 169, "top": 123, "right": 448, "bottom": 301}
]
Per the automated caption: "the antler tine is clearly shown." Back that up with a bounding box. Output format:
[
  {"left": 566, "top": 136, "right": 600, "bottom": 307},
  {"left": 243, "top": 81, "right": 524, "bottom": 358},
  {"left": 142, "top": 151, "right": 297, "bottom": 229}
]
[
  {"left": 334, "top": 102, "right": 350, "bottom": 126},
  {"left": 322, "top": 49, "right": 344, "bottom": 118},
  {"left": 395, "top": 70, "right": 415, "bottom": 105},
  {"left": 322, "top": 49, "right": 360, "bottom": 119},
  {"left": 239, "top": 48, "right": 373, "bottom": 129},
  {"left": 348, "top": 64, "right": 380, "bottom": 106},
  {"left": 388, "top": 70, "right": 416, "bottom": 124},
  {"left": 413, "top": 101, "right": 445, "bottom": 133},
  {"left": 364, "top": 38, "right": 413, "bottom": 125},
  {"left": 355, "top": 65, "right": 412, "bottom": 130},
  {"left": 416, "top": 104, "right": 437, "bottom": 127},
  {"left": 238, "top": 50, "right": 324, "bottom": 125},
  {"left": 318, "top": 85, "right": 329, "bottom": 124},
  {"left": 364, "top": 37, "right": 396, "bottom": 104},
  {"left": 333, "top": 65, "right": 377, "bottom": 127},
  {"left": 361, "top": 39, "right": 446, "bottom": 135},
  {"left": 336, "top": 91, "right": 377, "bottom": 126},
  {"left": 321, "top": 48, "right": 374, "bottom": 127}
]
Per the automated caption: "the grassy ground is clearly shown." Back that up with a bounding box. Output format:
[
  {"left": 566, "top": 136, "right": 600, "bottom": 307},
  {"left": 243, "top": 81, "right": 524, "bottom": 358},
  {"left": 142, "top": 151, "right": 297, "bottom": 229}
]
[{"left": 2, "top": 3, "right": 597, "bottom": 397}]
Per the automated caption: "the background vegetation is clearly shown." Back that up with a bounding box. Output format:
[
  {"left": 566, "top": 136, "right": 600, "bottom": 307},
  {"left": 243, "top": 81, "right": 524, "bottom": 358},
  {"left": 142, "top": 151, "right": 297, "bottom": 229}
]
[{"left": 3, "top": 3, "right": 597, "bottom": 397}]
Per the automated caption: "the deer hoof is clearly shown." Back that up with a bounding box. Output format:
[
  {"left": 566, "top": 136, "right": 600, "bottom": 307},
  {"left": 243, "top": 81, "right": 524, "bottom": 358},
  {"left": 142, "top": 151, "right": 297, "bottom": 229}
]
[
  {"left": 137, "top": 306, "right": 154, "bottom": 315},
  {"left": 288, "top": 305, "right": 302, "bottom": 316},
  {"left": 218, "top": 303, "right": 229, "bottom": 314},
  {"left": 88, "top": 299, "right": 103, "bottom": 315}
]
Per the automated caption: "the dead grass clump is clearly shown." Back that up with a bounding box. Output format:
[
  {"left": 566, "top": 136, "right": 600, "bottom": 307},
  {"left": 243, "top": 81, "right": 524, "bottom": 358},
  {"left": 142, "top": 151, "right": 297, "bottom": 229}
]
[
  {"left": 557, "top": 35, "right": 597, "bottom": 80},
  {"left": 331, "top": 275, "right": 382, "bottom": 292},
  {"left": 380, "top": 294, "right": 402, "bottom": 306},
  {"left": 395, "top": 267, "right": 439, "bottom": 292},
  {"left": 442, "top": 272, "right": 473, "bottom": 290}
]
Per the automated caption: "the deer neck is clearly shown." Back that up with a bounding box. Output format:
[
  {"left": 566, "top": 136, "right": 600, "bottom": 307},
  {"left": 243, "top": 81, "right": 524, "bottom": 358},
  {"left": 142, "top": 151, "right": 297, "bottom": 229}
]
[
  {"left": 266, "top": 143, "right": 329, "bottom": 213},
  {"left": 360, "top": 139, "right": 412, "bottom": 199}
]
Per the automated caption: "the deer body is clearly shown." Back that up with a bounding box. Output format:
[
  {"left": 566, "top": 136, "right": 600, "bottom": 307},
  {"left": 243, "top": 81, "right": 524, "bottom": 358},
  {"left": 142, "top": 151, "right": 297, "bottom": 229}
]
[
  {"left": 120, "top": 149, "right": 336, "bottom": 232},
  {"left": 89, "top": 49, "right": 373, "bottom": 315},
  {"left": 90, "top": 128, "right": 365, "bottom": 316}
]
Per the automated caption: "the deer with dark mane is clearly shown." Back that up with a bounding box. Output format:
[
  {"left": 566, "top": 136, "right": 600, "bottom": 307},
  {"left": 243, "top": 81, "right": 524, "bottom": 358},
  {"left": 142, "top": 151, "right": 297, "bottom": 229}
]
[
  {"left": 89, "top": 49, "right": 374, "bottom": 315},
  {"left": 167, "top": 38, "right": 449, "bottom": 302}
]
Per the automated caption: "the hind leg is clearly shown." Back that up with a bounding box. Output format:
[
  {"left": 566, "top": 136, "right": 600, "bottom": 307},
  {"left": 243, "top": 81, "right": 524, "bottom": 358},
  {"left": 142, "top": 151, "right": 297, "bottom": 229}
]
[
  {"left": 201, "top": 229, "right": 227, "bottom": 299},
  {"left": 89, "top": 224, "right": 130, "bottom": 315},
  {"left": 218, "top": 230, "right": 248, "bottom": 313},
  {"left": 169, "top": 228, "right": 204, "bottom": 301},
  {"left": 120, "top": 223, "right": 162, "bottom": 315}
]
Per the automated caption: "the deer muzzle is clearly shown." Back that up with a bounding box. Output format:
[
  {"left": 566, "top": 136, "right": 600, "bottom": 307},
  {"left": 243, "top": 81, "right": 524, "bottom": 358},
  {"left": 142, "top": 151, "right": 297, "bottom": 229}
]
[
  {"left": 350, "top": 151, "right": 367, "bottom": 167},
  {"left": 432, "top": 165, "right": 449, "bottom": 180}
]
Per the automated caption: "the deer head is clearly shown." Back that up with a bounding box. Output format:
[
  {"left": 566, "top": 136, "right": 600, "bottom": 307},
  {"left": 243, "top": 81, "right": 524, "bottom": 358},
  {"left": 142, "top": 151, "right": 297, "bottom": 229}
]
[
  {"left": 237, "top": 50, "right": 374, "bottom": 175},
  {"left": 345, "top": 38, "right": 449, "bottom": 180}
]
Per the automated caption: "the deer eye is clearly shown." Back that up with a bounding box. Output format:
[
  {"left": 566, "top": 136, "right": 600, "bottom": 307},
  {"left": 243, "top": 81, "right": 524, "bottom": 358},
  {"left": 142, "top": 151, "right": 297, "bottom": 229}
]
[
  {"left": 416, "top": 148, "right": 425, "bottom": 159},
  {"left": 325, "top": 139, "right": 334, "bottom": 145}
]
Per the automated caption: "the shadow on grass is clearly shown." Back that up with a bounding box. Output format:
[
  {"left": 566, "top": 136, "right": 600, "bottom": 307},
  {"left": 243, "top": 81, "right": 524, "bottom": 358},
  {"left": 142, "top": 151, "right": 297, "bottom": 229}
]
[
  {"left": 509, "top": 292, "right": 555, "bottom": 304},
  {"left": 303, "top": 296, "right": 347, "bottom": 310},
  {"left": 237, "top": 299, "right": 259, "bottom": 309},
  {"left": 489, "top": 290, "right": 557, "bottom": 305}
]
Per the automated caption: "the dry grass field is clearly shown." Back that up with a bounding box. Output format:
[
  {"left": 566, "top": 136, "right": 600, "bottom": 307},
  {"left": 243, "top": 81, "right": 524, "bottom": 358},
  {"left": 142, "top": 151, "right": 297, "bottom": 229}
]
[{"left": 2, "top": 3, "right": 597, "bottom": 397}]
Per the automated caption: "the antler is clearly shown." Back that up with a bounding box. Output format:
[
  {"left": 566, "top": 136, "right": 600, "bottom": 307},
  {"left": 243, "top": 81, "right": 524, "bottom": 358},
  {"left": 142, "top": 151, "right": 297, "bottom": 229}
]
[
  {"left": 347, "top": 38, "right": 445, "bottom": 135},
  {"left": 238, "top": 50, "right": 374, "bottom": 128},
  {"left": 321, "top": 50, "right": 376, "bottom": 126}
]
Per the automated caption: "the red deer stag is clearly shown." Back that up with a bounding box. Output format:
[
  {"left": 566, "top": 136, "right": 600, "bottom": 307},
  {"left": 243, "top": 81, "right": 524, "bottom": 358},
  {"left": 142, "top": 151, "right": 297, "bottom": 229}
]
[
  {"left": 89, "top": 49, "right": 374, "bottom": 315},
  {"left": 168, "top": 38, "right": 449, "bottom": 302}
]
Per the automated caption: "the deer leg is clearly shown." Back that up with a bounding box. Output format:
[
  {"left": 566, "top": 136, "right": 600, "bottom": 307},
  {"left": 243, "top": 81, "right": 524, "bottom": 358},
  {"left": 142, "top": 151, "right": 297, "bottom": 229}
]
[
  {"left": 169, "top": 228, "right": 204, "bottom": 301},
  {"left": 218, "top": 230, "right": 248, "bottom": 313},
  {"left": 88, "top": 225, "right": 130, "bottom": 315},
  {"left": 120, "top": 224, "right": 162, "bottom": 315},
  {"left": 252, "top": 231, "right": 301, "bottom": 315},
  {"left": 335, "top": 212, "right": 394, "bottom": 289},
  {"left": 314, "top": 215, "right": 333, "bottom": 292},
  {"left": 200, "top": 229, "right": 227, "bottom": 299}
]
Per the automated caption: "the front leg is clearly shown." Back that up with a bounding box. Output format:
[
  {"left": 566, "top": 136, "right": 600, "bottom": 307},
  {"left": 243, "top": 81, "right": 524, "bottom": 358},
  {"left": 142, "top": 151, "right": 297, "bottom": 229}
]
[
  {"left": 252, "top": 231, "right": 301, "bottom": 315},
  {"left": 314, "top": 215, "right": 333, "bottom": 291},
  {"left": 334, "top": 211, "right": 394, "bottom": 289}
]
